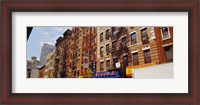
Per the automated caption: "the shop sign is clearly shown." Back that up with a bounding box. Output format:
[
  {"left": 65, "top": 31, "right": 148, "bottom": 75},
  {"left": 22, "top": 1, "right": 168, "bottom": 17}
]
[
  {"left": 83, "top": 56, "right": 89, "bottom": 68},
  {"left": 126, "top": 67, "right": 132, "bottom": 77},
  {"left": 116, "top": 62, "right": 120, "bottom": 68}
]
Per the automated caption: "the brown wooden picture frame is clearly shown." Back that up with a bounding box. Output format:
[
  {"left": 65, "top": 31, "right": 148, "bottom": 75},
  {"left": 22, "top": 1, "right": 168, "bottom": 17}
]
[{"left": 1, "top": 0, "right": 199, "bottom": 104}]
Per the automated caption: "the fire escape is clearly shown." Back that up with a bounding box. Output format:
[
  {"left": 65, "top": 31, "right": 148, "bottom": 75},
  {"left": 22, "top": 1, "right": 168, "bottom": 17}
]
[{"left": 110, "top": 27, "right": 129, "bottom": 78}]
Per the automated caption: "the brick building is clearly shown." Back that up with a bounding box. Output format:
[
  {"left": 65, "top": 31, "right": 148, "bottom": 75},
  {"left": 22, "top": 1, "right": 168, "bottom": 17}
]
[
  {"left": 38, "top": 66, "right": 45, "bottom": 78},
  {"left": 81, "top": 27, "right": 97, "bottom": 77},
  {"left": 54, "top": 26, "right": 173, "bottom": 78},
  {"left": 96, "top": 27, "right": 173, "bottom": 78},
  {"left": 45, "top": 50, "right": 56, "bottom": 78},
  {"left": 55, "top": 36, "right": 65, "bottom": 78}
]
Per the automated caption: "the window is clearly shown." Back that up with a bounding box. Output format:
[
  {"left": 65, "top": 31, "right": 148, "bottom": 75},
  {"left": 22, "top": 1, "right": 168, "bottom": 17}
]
[
  {"left": 143, "top": 49, "right": 151, "bottom": 64},
  {"left": 121, "top": 37, "right": 127, "bottom": 47},
  {"left": 130, "top": 33, "right": 137, "bottom": 45},
  {"left": 100, "top": 46, "right": 104, "bottom": 57},
  {"left": 106, "top": 60, "right": 110, "bottom": 70},
  {"left": 133, "top": 53, "right": 139, "bottom": 65},
  {"left": 77, "top": 70, "right": 79, "bottom": 76},
  {"left": 123, "top": 55, "right": 128, "bottom": 67},
  {"left": 141, "top": 27, "right": 149, "bottom": 44},
  {"left": 106, "top": 29, "right": 110, "bottom": 40},
  {"left": 113, "top": 58, "right": 118, "bottom": 68},
  {"left": 94, "top": 50, "right": 96, "bottom": 59},
  {"left": 100, "top": 32, "right": 103, "bottom": 42},
  {"left": 90, "top": 38, "right": 92, "bottom": 45},
  {"left": 100, "top": 62, "right": 104, "bottom": 71},
  {"left": 112, "top": 27, "right": 116, "bottom": 35},
  {"left": 106, "top": 44, "right": 110, "bottom": 55},
  {"left": 161, "top": 27, "right": 170, "bottom": 40},
  {"left": 112, "top": 41, "right": 117, "bottom": 51},
  {"left": 94, "top": 36, "right": 96, "bottom": 44},
  {"left": 74, "top": 71, "right": 76, "bottom": 77},
  {"left": 89, "top": 51, "right": 91, "bottom": 60},
  {"left": 90, "top": 27, "right": 92, "bottom": 33},
  {"left": 164, "top": 45, "right": 173, "bottom": 62}
]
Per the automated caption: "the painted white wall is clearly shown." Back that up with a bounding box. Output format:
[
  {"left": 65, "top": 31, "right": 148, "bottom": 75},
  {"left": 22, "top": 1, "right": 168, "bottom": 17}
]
[{"left": 133, "top": 63, "right": 173, "bottom": 79}]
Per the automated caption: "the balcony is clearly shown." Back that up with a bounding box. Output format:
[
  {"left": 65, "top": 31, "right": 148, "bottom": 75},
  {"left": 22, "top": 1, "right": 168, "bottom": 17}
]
[
  {"left": 111, "top": 47, "right": 117, "bottom": 52},
  {"left": 88, "top": 45, "right": 92, "bottom": 49},
  {"left": 111, "top": 35, "right": 119, "bottom": 41},
  {"left": 105, "top": 33, "right": 111, "bottom": 40},
  {"left": 111, "top": 51, "right": 117, "bottom": 57}
]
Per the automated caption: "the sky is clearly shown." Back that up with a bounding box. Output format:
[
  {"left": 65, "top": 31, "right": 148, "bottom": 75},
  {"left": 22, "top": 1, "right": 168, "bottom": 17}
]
[{"left": 27, "top": 26, "right": 72, "bottom": 60}]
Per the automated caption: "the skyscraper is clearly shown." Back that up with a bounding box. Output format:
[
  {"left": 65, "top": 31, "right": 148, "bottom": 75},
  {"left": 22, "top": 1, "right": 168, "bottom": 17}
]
[{"left": 40, "top": 43, "right": 55, "bottom": 66}]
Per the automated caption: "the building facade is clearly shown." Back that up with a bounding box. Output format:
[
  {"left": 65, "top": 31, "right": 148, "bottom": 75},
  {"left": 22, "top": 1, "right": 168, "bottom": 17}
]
[
  {"left": 96, "top": 27, "right": 173, "bottom": 78},
  {"left": 27, "top": 56, "right": 41, "bottom": 78},
  {"left": 55, "top": 36, "right": 65, "bottom": 78},
  {"left": 40, "top": 43, "right": 55, "bottom": 66},
  {"left": 81, "top": 27, "right": 97, "bottom": 77},
  {"left": 38, "top": 66, "right": 45, "bottom": 78},
  {"left": 54, "top": 26, "right": 173, "bottom": 78},
  {"left": 45, "top": 50, "right": 56, "bottom": 78}
]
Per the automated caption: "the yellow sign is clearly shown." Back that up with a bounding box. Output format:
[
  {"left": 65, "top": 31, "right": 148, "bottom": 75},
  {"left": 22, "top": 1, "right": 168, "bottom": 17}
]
[{"left": 126, "top": 67, "right": 132, "bottom": 77}]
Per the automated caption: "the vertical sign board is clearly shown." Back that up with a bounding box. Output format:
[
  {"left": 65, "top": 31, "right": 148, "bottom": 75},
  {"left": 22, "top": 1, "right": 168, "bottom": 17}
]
[
  {"left": 126, "top": 67, "right": 133, "bottom": 78},
  {"left": 92, "top": 61, "right": 96, "bottom": 71},
  {"left": 83, "top": 56, "right": 89, "bottom": 68},
  {"left": 115, "top": 62, "right": 120, "bottom": 68},
  {"left": 92, "top": 61, "right": 96, "bottom": 77}
]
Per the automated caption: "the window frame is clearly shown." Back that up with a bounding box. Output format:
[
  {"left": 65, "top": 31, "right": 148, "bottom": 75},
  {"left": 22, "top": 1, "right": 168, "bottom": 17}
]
[
  {"left": 105, "top": 29, "right": 110, "bottom": 40},
  {"left": 140, "top": 27, "right": 149, "bottom": 44},
  {"left": 100, "top": 46, "right": 104, "bottom": 57},
  {"left": 106, "top": 60, "right": 110, "bottom": 70},
  {"left": 106, "top": 44, "right": 110, "bottom": 55},
  {"left": 132, "top": 52, "right": 139, "bottom": 65},
  {"left": 100, "top": 32, "right": 104, "bottom": 42},
  {"left": 160, "top": 27, "right": 171, "bottom": 40},
  {"left": 100, "top": 61, "right": 104, "bottom": 71},
  {"left": 143, "top": 49, "right": 151, "bottom": 64},
  {"left": 121, "top": 36, "right": 127, "bottom": 47},
  {"left": 130, "top": 32, "right": 137, "bottom": 45}
]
